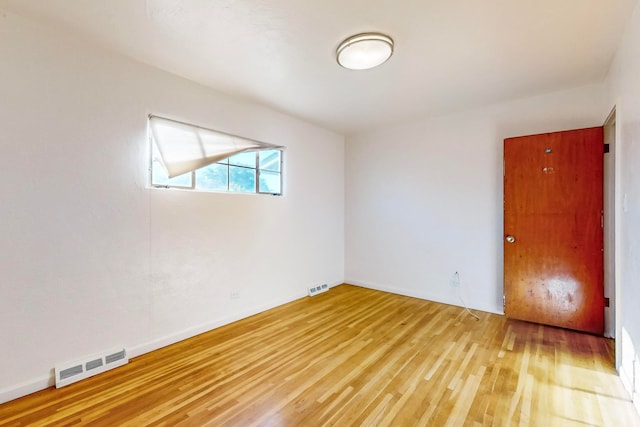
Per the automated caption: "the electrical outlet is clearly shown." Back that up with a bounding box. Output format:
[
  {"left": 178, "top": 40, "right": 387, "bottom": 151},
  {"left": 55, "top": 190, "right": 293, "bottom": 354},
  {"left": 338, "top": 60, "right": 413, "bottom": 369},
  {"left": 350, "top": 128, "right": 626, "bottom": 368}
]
[
  {"left": 230, "top": 291, "right": 240, "bottom": 299},
  {"left": 450, "top": 272, "right": 460, "bottom": 288}
]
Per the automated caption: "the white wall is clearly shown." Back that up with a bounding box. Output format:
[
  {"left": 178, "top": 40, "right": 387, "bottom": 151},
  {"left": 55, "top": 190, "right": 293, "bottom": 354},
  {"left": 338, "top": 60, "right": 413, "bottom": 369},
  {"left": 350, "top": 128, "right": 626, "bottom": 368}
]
[
  {"left": 604, "top": 0, "right": 640, "bottom": 409},
  {"left": 345, "top": 85, "right": 607, "bottom": 314},
  {"left": 0, "top": 9, "right": 344, "bottom": 403}
]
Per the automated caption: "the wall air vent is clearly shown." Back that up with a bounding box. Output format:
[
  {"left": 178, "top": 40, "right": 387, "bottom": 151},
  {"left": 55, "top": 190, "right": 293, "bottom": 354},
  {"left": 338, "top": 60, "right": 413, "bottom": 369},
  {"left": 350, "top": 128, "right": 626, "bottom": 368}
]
[
  {"left": 105, "top": 349, "right": 126, "bottom": 364},
  {"left": 55, "top": 347, "right": 128, "bottom": 388},
  {"left": 308, "top": 284, "right": 329, "bottom": 297},
  {"left": 59, "top": 365, "right": 83, "bottom": 381},
  {"left": 86, "top": 358, "right": 103, "bottom": 371}
]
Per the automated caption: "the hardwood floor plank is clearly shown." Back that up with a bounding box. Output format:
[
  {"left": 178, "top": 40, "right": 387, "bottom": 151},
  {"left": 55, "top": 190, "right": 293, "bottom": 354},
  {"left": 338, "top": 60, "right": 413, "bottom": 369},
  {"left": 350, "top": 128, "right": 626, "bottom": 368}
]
[{"left": 1, "top": 284, "right": 638, "bottom": 426}]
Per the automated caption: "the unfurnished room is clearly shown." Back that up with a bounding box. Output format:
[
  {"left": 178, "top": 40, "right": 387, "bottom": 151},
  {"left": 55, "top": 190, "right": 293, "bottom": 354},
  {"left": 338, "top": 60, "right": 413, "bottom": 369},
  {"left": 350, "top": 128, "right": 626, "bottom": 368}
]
[{"left": 1, "top": 1, "right": 640, "bottom": 425}]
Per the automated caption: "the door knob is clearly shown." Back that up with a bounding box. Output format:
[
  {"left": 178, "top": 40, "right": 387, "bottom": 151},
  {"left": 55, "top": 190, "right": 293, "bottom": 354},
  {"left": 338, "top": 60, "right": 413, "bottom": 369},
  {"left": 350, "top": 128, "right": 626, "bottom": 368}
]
[{"left": 506, "top": 235, "right": 516, "bottom": 243}]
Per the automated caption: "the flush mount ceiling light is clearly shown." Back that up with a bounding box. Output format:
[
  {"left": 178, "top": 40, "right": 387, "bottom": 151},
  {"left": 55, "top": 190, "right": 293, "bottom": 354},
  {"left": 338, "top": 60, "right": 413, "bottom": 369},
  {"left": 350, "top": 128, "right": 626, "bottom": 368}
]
[{"left": 336, "top": 33, "right": 394, "bottom": 70}]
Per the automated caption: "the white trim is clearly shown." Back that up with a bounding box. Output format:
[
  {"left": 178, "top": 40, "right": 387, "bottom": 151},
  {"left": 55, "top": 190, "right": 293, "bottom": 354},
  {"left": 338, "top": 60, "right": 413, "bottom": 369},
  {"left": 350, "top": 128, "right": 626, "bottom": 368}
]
[
  {"left": 0, "top": 288, "right": 315, "bottom": 404},
  {"left": 0, "top": 375, "right": 54, "bottom": 405},
  {"left": 620, "top": 364, "right": 640, "bottom": 417},
  {"left": 620, "top": 365, "right": 634, "bottom": 397},
  {"left": 129, "top": 290, "right": 307, "bottom": 358},
  {"left": 612, "top": 105, "right": 624, "bottom": 372},
  {"left": 345, "top": 279, "right": 502, "bottom": 315},
  {"left": 635, "top": 354, "right": 640, "bottom": 415},
  {"left": 603, "top": 108, "right": 616, "bottom": 339}
]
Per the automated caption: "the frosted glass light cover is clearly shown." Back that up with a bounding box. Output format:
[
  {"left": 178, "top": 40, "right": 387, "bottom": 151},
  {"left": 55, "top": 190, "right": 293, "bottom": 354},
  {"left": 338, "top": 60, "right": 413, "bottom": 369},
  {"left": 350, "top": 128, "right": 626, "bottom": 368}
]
[{"left": 337, "top": 33, "right": 394, "bottom": 70}]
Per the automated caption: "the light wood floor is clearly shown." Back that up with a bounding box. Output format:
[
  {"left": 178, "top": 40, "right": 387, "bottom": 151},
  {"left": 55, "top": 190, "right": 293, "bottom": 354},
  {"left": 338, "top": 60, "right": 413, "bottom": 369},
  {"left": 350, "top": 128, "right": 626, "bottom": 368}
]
[{"left": 1, "top": 284, "right": 638, "bottom": 426}]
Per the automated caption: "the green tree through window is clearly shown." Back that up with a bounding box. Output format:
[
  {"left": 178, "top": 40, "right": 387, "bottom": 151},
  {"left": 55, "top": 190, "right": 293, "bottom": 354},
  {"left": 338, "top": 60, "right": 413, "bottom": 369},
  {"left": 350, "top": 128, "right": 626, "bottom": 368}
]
[{"left": 152, "top": 144, "right": 283, "bottom": 195}]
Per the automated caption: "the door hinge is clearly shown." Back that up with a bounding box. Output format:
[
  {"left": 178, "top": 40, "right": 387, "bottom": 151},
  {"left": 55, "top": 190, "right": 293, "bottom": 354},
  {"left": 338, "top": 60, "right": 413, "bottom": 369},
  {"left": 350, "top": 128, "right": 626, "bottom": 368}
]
[
  {"left": 604, "top": 144, "right": 610, "bottom": 154},
  {"left": 604, "top": 297, "right": 610, "bottom": 307}
]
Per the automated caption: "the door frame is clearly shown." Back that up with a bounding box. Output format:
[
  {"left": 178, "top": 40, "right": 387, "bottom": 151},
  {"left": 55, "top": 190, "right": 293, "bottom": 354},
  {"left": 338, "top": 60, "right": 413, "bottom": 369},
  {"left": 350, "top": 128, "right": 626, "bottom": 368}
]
[
  {"left": 604, "top": 107, "right": 620, "bottom": 364},
  {"left": 604, "top": 110, "right": 615, "bottom": 339}
]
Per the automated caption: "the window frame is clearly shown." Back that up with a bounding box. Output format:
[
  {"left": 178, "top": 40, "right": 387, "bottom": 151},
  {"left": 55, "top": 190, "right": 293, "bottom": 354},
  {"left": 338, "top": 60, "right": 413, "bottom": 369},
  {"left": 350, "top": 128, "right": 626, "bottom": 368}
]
[{"left": 150, "top": 135, "right": 284, "bottom": 195}]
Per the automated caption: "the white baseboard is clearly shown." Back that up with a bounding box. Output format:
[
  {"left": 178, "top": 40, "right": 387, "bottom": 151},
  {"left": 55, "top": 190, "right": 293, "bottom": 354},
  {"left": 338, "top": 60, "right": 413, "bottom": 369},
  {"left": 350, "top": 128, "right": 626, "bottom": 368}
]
[
  {"left": 0, "top": 375, "right": 54, "bottom": 405},
  {"left": 0, "top": 289, "right": 308, "bottom": 405},
  {"left": 129, "top": 290, "right": 307, "bottom": 358},
  {"left": 620, "top": 365, "right": 634, "bottom": 398},
  {"left": 345, "top": 279, "right": 502, "bottom": 315}
]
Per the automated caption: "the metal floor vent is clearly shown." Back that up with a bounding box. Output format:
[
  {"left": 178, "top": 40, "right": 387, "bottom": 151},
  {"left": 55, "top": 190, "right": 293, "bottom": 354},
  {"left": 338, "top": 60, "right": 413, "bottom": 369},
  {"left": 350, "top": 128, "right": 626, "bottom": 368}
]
[
  {"left": 55, "top": 347, "right": 128, "bottom": 388},
  {"left": 308, "top": 284, "right": 329, "bottom": 297}
]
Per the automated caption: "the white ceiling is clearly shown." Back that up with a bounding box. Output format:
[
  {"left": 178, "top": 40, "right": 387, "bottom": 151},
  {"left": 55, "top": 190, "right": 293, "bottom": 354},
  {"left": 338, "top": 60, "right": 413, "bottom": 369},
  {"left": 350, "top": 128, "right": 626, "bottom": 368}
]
[{"left": 2, "top": 0, "right": 637, "bottom": 135}]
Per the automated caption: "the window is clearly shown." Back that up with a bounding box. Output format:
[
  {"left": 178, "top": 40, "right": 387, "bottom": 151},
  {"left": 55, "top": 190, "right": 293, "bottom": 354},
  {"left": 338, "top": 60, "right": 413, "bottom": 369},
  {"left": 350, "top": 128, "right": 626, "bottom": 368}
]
[{"left": 149, "top": 116, "right": 283, "bottom": 195}]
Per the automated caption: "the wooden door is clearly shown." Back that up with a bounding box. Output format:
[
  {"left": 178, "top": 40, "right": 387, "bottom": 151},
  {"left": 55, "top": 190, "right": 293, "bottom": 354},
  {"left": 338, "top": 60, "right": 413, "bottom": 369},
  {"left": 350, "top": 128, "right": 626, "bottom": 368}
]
[{"left": 503, "top": 127, "right": 604, "bottom": 334}]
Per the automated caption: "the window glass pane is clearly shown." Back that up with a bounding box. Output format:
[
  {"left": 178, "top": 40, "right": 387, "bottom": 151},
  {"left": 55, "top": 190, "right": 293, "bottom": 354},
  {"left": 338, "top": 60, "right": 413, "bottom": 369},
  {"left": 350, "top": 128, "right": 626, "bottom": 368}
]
[
  {"left": 196, "top": 163, "right": 228, "bottom": 191},
  {"left": 228, "top": 151, "right": 256, "bottom": 168},
  {"left": 259, "top": 170, "right": 281, "bottom": 194},
  {"left": 152, "top": 143, "right": 192, "bottom": 187},
  {"left": 259, "top": 150, "right": 281, "bottom": 172},
  {"left": 229, "top": 166, "right": 256, "bottom": 193}
]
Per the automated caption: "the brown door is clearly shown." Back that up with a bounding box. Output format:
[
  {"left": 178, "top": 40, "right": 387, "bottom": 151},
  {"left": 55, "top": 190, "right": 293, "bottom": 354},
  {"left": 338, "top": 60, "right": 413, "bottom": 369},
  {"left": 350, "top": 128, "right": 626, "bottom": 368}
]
[{"left": 503, "top": 127, "right": 604, "bottom": 334}]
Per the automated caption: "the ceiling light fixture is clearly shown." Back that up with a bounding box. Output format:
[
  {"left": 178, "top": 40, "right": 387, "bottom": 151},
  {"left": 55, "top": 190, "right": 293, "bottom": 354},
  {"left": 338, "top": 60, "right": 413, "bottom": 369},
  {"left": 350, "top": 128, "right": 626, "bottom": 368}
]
[{"left": 336, "top": 32, "right": 394, "bottom": 70}]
